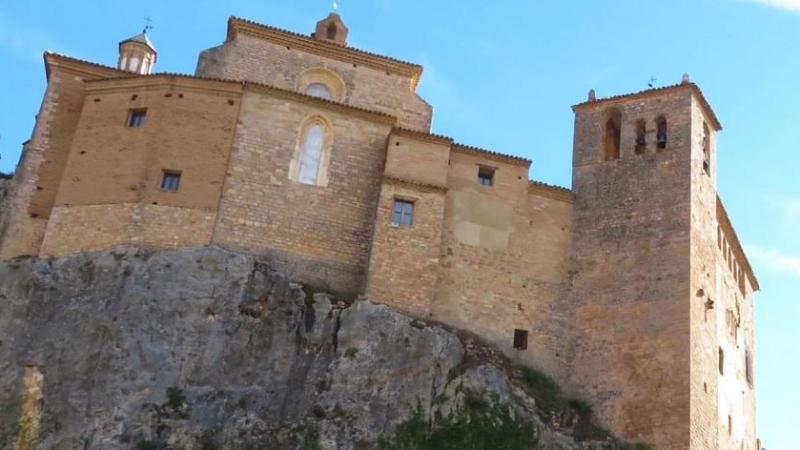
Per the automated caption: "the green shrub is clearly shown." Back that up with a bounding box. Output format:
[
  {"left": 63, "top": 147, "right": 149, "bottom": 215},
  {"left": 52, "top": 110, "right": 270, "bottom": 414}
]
[
  {"left": 378, "top": 399, "right": 538, "bottom": 450},
  {"left": 344, "top": 347, "right": 359, "bottom": 359},
  {"left": 135, "top": 440, "right": 157, "bottom": 450},
  {"left": 166, "top": 387, "right": 185, "bottom": 410}
]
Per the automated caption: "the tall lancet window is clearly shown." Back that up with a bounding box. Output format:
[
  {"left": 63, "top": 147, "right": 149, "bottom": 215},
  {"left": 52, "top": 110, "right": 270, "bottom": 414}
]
[
  {"left": 290, "top": 116, "right": 332, "bottom": 186},
  {"left": 298, "top": 124, "right": 325, "bottom": 184}
]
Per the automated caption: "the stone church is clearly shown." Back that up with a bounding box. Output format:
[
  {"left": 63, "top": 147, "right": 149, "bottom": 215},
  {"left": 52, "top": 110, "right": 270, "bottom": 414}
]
[{"left": 0, "top": 12, "right": 759, "bottom": 450}]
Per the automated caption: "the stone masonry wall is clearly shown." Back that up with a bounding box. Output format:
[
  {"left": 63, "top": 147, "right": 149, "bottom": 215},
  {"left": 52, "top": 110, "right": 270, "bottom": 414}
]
[
  {"left": 39, "top": 204, "right": 216, "bottom": 256},
  {"left": 365, "top": 178, "right": 446, "bottom": 317},
  {"left": 211, "top": 89, "right": 394, "bottom": 295},
  {"left": 0, "top": 61, "right": 107, "bottom": 259},
  {"left": 690, "top": 96, "right": 723, "bottom": 450},
  {"left": 567, "top": 89, "right": 697, "bottom": 450},
  {"left": 431, "top": 150, "right": 573, "bottom": 381},
  {"left": 196, "top": 33, "right": 432, "bottom": 131},
  {"left": 36, "top": 77, "right": 241, "bottom": 257}
]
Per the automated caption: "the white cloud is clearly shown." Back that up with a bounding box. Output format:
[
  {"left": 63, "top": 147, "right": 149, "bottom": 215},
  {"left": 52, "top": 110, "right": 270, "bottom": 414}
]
[
  {"left": 766, "top": 196, "right": 800, "bottom": 227},
  {"left": 747, "top": 0, "right": 800, "bottom": 11},
  {"left": 746, "top": 245, "right": 800, "bottom": 278}
]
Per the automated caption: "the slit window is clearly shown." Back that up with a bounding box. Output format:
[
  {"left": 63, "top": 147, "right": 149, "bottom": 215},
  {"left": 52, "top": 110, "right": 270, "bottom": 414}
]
[
  {"left": 478, "top": 166, "right": 495, "bottom": 186},
  {"left": 160, "top": 171, "right": 181, "bottom": 191},
  {"left": 128, "top": 109, "right": 147, "bottom": 128},
  {"left": 635, "top": 119, "right": 647, "bottom": 155},
  {"left": 718, "top": 347, "right": 724, "bottom": 375},
  {"left": 392, "top": 199, "right": 414, "bottom": 226},
  {"left": 603, "top": 109, "right": 621, "bottom": 161},
  {"left": 513, "top": 329, "right": 528, "bottom": 350},
  {"left": 656, "top": 116, "right": 668, "bottom": 149},
  {"left": 702, "top": 122, "right": 711, "bottom": 176},
  {"left": 745, "top": 350, "right": 754, "bottom": 386}
]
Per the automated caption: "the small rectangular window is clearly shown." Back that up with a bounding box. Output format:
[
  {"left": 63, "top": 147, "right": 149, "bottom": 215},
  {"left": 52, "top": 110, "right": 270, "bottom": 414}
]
[
  {"left": 718, "top": 347, "right": 724, "bottom": 375},
  {"left": 392, "top": 199, "right": 414, "bottom": 226},
  {"left": 478, "top": 166, "right": 495, "bottom": 187},
  {"left": 128, "top": 109, "right": 147, "bottom": 128},
  {"left": 160, "top": 170, "right": 181, "bottom": 191},
  {"left": 513, "top": 329, "right": 528, "bottom": 350}
]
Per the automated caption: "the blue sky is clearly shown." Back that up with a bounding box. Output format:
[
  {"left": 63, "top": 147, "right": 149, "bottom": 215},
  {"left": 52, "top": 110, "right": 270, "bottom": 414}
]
[{"left": 0, "top": 0, "right": 797, "bottom": 447}]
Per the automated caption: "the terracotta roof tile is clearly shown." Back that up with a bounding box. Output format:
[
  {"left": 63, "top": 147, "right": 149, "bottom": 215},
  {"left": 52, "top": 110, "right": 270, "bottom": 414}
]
[
  {"left": 528, "top": 180, "right": 572, "bottom": 193},
  {"left": 452, "top": 143, "right": 532, "bottom": 167}
]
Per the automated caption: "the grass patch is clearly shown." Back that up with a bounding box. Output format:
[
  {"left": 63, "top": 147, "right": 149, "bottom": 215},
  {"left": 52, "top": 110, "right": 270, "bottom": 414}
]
[
  {"left": 344, "top": 347, "right": 359, "bottom": 359},
  {"left": 199, "top": 429, "right": 219, "bottom": 450},
  {"left": 301, "top": 425, "right": 322, "bottom": 450},
  {"left": 166, "top": 386, "right": 185, "bottom": 411},
  {"left": 135, "top": 440, "right": 157, "bottom": 450},
  {"left": 378, "top": 396, "right": 538, "bottom": 450}
]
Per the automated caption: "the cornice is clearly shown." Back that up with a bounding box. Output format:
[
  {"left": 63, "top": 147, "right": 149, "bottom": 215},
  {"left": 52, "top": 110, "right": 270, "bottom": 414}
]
[
  {"left": 44, "top": 52, "right": 127, "bottom": 80},
  {"left": 390, "top": 127, "right": 453, "bottom": 146},
  {"left": 452, "top": 143, "right": 531, "bottom": 167},
  {"left": 716, "top": 195, "right": 759, "bottom": 292},
  {"left": 383, "top": 175, "right": 447, "bottom": 193},
  {"left": 227, "top": 17, "right": 423, "bottom": 90},
  {"left": 572, "top": 82, "right": 723, "bottom": 131},
  {"left": 528, "top": 181, "right": 574, "bottom": 203},
  {"left": 85, "top": 75, "right": 244, "bottom": 96},
  {"left": 242, "top": 82, "right": 397, "bottom": 125}
]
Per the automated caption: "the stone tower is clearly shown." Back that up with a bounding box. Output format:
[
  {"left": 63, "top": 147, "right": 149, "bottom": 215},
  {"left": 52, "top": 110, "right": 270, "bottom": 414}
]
[
  {"left": 118, "top": 30, "right": 157, "bottom": 74},
  {"left": 566, "top": 80, "right": 758, "bottom": 449}
]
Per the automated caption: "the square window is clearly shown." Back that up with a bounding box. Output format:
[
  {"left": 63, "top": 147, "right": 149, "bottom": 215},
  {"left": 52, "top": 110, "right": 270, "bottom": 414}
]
[
  {"left": 478, "top": 166, "right": 495, "bottom": 187},
  {"left": 128, "top": 109, "right": 147, "bottom": 128},
  {"left": 392, "top": 199, "right": 414, "bottom": 226},
  {"left": 513, "top": 329, "right": 528, "bottom": 350},
  {"left": 161, "top": 171, "right": 181, "bottom": 191}
]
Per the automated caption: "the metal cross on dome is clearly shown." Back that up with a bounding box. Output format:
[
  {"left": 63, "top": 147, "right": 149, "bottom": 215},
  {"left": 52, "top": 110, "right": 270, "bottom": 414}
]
[{"left": 143, "top": 16, "right": 154, "bottom": 33}]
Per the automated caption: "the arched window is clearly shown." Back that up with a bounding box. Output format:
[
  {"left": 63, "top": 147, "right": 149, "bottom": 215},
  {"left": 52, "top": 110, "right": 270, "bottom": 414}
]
[
  {"left": 603, "top": 109, "right": 621, "bottom": 161},
  {"left": 297, "top": 124, "right": 325, "bottom": 184},
  {"left": 306, "top": 83, "right": 332, "bottom": 100},
  {"left": 128, "top": 56, "right": 140, "bottom": 72},
  {"left": 635, "top": 119, "right": 647, "bottom": 155},
  {"left": 656, "top": 116, "right": 668, "bottom": 149}
]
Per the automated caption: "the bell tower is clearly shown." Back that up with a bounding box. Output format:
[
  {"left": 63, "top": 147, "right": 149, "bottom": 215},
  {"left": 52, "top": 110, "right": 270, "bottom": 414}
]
[
  {"left": 312, "top": 13, "right": 349, "bottom": 46},
  {"left": 564, "top": 77, "right": 737, "bottom": 449},
  {"left": 117, "top": 30, "right": 157, "bottom": 74}
]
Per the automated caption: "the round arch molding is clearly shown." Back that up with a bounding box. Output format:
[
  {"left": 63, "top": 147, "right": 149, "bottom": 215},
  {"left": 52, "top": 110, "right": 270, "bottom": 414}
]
[{"left": 296, "top": 67, "right": 347, "bottom": 102}]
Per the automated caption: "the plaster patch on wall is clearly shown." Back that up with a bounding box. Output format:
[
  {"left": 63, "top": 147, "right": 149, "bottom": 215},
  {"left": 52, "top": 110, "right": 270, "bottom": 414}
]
[{"left": 449, "top": 190, "right": 512, "bottom": 250}]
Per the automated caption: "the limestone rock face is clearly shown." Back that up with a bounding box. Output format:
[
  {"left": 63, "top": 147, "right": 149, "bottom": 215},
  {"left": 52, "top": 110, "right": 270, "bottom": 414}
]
[{"left": 0, "top": 247, "right": 615, "bottom": 449}]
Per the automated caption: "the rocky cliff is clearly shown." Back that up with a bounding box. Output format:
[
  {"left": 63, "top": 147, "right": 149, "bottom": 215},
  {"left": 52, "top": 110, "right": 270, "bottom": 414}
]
[{"left": 0, "top": 247, "right": 640, "bottom": 450}]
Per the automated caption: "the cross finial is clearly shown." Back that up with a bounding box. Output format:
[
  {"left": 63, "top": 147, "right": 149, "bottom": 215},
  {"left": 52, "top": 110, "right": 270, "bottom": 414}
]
[
  {"left": 648, "top": 76, "right": 657, "bottom": 89},
  {"left": 143, "top": 16, "right": 154, "bottom": 34}
]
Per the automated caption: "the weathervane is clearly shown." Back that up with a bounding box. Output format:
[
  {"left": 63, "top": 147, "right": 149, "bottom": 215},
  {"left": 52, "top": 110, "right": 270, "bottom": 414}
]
[
  {"left": 648, "top": 76, "right": 657, "bottom": 89},
  {"left": 143, "top": 16, "right": 154, "bottom": 34}
]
